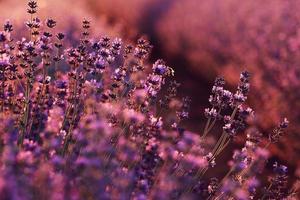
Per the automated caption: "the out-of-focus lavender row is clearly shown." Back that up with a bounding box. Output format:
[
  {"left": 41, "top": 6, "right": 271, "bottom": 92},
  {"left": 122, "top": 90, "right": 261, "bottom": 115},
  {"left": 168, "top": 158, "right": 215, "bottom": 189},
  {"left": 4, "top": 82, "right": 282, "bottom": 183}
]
[{"left": 85, "top": 0, "right": 300, "bottom": 171}]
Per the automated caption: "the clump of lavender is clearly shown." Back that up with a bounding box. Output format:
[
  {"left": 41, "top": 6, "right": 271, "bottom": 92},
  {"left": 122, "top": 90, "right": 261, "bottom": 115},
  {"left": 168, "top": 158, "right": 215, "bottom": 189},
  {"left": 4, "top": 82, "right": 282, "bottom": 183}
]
[{"left": 0, "top": 1, "right": 298, "bottom": 200}]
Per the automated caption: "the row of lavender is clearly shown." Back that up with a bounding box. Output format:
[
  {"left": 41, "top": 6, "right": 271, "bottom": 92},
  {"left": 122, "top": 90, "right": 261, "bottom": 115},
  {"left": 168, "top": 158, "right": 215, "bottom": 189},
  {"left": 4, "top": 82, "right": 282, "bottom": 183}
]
[
  {"left": 0, "top": 1, "right": 298, "bottom": 199},
  {"left": 85, "top": 0, "right": 300, "bottom": 166}
]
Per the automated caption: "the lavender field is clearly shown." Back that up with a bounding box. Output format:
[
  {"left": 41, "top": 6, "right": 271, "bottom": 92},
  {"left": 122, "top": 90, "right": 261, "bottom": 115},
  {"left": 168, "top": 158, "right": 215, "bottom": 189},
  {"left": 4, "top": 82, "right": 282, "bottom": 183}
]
[{"left": 0, "top": 1, "right": 299, "bottom": 199}]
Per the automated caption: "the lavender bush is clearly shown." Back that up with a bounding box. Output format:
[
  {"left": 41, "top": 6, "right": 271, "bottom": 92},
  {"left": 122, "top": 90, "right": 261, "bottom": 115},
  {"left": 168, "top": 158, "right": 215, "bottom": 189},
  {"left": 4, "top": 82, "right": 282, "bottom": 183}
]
[
  {"left": 0, "top": 1, "right": 298, "bottom": 200},
  {"left": 156, "top": 0, "right": 300, "bottom": 166},
  {"left": 85, "top": 0, "right": 300, "bottom": 168}
]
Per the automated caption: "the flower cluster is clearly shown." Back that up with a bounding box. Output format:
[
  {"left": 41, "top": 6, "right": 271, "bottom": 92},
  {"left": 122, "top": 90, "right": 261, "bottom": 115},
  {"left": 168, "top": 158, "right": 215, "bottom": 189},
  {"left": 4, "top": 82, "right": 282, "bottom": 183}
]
[{"left": 0, "top": 1, "right": 298, "bottom": 200}]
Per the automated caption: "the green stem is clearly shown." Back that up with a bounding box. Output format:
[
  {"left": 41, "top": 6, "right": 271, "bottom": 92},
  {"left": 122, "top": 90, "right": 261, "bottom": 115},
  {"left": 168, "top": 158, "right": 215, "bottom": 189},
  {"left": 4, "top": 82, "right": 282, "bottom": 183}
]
[
  {"left": 62, "top": 70, "right": 79, "bottom": 156},
  {"left": 18, "top": 80, "right": 31, "bottom": 146},
  {"left": 183, "top": 107, "right": 238, "bottom": 196}
]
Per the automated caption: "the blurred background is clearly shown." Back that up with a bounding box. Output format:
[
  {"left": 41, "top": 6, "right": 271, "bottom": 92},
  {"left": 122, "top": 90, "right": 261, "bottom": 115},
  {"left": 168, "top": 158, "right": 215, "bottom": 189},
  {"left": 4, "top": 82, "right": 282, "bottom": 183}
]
[{"left": 1, "top": 0, "right": 299, "bottom": 179}]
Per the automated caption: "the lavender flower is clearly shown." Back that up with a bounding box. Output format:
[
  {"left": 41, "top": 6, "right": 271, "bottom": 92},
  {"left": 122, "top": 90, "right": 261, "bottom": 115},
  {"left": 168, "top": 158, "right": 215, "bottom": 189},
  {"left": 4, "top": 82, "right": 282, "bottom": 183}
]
[{"left": 0, "top": 2, "right": 296, "bottom": 200}]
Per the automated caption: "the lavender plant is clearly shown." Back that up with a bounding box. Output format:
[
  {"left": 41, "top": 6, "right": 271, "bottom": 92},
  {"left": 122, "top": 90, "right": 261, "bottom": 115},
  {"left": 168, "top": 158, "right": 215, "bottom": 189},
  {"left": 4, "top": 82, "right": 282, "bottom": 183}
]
[{"left": 0, "top": 1, "right": 298, "bottom": 200}]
